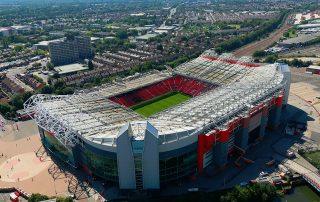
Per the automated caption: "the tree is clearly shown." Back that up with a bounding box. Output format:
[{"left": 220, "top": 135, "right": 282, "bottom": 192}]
[
  {"left": 124, "top": 41, "right": 136, "bottom": 49},
  {"left": 14, "top": 45, "right": 24, "bottom": 52},
  {"left": 28, "top": 193, "right": 49, "bottom": 202},
  {"left": 0, "top": 103, "right": 12, "bottom": 116},
  {"left": 33, "top": 49, "right": 47, "bottom": 56},
  {"left": 264, "top": 55, "right": 278, "bottom": 63},
  {"left": 56, "top": 196, "right": 73, "bottom": 202},
  {"left": 58, "top": 87, "right": 74, "bottom": 95},
  {"left": 282, "top": 58, "right": 312, "bottom": 68},
  {"left": 53, "top": 80, "right": 66, "bottom": 89},
  {"left": 32, "top": 62, "right": 42, "bottom": 68},
  {"left": 1, "top": 38, "right": 9, "bottom": 48},
  {"left": 220, "top": 184, "right": 278, "bottom": 202},
  {"left": 283, "top": 32, "right": 289, "bottom": 38},
  {"left": 65, "top": 31, "right": 79, "bottom": 40},
  {"left": 116, "top": 30, "right": 128, "bottom": 40},
  {"left": 157, "top": 44, "right": 163, "bottom": 51},
  {"left": 215, "top": 11, "right": 287, "bottom": 54},
  {"left": 10, "top": 94, "right": 24, "bottom": 110},
  {"left": 253, "top": 50, "right": 267, "bottom": 58},
  {"left": 52, "top": 73, "right": 60, "bottom": 79},
  {"left": 33, "top": 75, "right": 44, "bottom": 83},
  {"left": 94, "top": 77, "right": 101, "bottom": 85},
  {"left": 46, "top": 62, "right": 54, "bottom": 70},
  {"left": 40, "top": 85, "right": 54, "bottom": 94},
  {"left": 22, "top": 91, "right": 34, "bottom": 103},
  {"left": 88, "top": 60, "right": 94, "bottom": 70}
]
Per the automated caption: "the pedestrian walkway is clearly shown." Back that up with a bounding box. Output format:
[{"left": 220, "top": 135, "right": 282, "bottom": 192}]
[
  {"left": 0, "top": 152, "right": 51, "bottom": 182},
  {"left": 283, "top": 159, "right": 320, "bottom": 192}
]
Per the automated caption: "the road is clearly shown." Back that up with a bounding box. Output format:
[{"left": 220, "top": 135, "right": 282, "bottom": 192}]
[
  {"left": 0, "top": 57, "right": 49, "bottom": 93},
  {"left": 233, "top": 15, "right": 292, "bottom": 57},
  {"left": 6, "top": 68, "right": 34, "bottom": 92},
  {"left": 161, "top": 6, "right": 177, "bottom": 27}
]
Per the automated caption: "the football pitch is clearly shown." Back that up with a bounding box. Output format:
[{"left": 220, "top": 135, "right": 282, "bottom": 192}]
[{"left": 131, "top": 92, "right": 191, "bottom": 117}]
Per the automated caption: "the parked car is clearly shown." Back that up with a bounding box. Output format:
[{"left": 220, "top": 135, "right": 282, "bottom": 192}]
[{"left": 286, "top": 150, "right": 295, "bottom": 158}]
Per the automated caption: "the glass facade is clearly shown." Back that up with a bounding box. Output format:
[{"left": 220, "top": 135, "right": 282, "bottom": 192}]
[
  {"left": 42, "top": 130, "right": 75, "bottom": 166},
  {"left": 40, "top": 127, "right": 198, "bottom": 187},
  {"left": 134, "top": 154, "right": 143, "bottom": 189},
  {"left": 82, "top": 148, "right": 118, "bottom": 182},
  {"left": 132, "top": 140, "right": 144, "bottom": 189},
  {"left": 160, "top": 150, "right": 197, "bottom": 183}
]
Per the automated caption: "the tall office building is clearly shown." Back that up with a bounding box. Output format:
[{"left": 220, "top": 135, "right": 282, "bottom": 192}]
[{"left": 49, "top": 36, "right": 92, "bottom": 66}]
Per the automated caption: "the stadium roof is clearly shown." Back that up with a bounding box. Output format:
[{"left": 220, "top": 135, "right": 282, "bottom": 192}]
[{"left": 24, "top": 50, "right": 285, "bottom": 149}]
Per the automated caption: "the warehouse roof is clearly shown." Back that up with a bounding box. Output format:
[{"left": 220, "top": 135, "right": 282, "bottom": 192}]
[
  {"left": 280, "top": 33, "right": 320, "bottom": 45},
  {"left": 54, "top": 63, "right": 88, "bottom": 75}
]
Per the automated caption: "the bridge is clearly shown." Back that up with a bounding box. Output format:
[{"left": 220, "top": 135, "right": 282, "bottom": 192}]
[{"left": 283, "top": 159, "right": 320, "bottom": 192}]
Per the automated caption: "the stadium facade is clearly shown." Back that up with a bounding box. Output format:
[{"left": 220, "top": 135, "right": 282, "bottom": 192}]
[{"left": 24, "top": 50, "right": 291, "bottom": 190}]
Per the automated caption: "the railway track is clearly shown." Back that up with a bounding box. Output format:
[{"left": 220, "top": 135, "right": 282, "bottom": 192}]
[{"left": 233, "top": 15, "right": 292, "bottom": 57}]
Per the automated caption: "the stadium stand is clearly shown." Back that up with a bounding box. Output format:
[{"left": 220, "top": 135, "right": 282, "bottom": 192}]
[{"left": 109, "top": 75, "right": 215, "bottom": 107}]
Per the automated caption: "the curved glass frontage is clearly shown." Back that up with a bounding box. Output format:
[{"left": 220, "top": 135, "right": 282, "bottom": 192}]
[
  {"left": 42, "top": 129, "right": 75, "bottom": 166},
  {"left": 40, "top": 128, "right": 118, "bottom": 182},
  {"left": 159, "top": 150, "right": 197, "bottom": 183},
  {"left": 81, "top": 147, "right": 118, "bottom": 182},
  {"left": 40, "top": 127, "right": 197, "bottom": 186}
]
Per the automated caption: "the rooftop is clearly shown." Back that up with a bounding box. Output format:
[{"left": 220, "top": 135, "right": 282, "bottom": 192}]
[
  {"left": 54, "top": 63, "right": 88, "bottom": 75},
  {"left": 280, "top": 33, "right": 320, "bottom": 45},
  {"left": 136, "top": 33, "right": 158, "bottom": 40},
  {"left": 307, "top": 65, "right": 320, "bottom": 70},
  {"left": 35, "top": 38, "right": 64, "bottom": 46}
]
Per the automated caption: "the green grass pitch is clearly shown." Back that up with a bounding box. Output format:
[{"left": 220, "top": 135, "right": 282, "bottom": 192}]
[{"left": 131, "top": 91, "right": 191, "bottom": 117}]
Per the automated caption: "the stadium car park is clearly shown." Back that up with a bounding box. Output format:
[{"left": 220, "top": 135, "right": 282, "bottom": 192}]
[{"left": 24, "top": 49, "right": 291, "bottom": 190}]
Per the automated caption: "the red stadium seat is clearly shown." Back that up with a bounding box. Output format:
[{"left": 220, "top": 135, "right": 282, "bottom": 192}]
[{"left": 109, "top": 75, "right": 215, "bottom": 107}]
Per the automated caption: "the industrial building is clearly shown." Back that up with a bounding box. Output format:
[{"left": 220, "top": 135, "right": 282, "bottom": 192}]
[
  {"left": 49, "top": 36, "right": 93, "bottom": 66},
  {"left": 24, "top": 50, "right": 291, "bottom": 190},
  {"left": 278, "top": 32, "right": 320, "bottom": 48}
]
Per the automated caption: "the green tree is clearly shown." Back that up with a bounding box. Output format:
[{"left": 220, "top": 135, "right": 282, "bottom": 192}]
[
  {"left": 65, "top": 31, "right": 79, "bottom": 40},
  {"left": 10, "top": 94, "right": 24, "bottom": 110},
  {"left": 116, "top": 30, "right": 128, "bottom": 40},
  {"left": 40, "top": 85, "right": 54, "bottom": 94},
  {"left": 253, "top": 50, "right": 267, "bottom": 58},
  {"left": 283, "top": 32, "right": 289, "bottom": 38},
  {"left": 282, "top": 58, "right": 312, "bottom": 67},
  {"left": 32, "top": 62, "right": 42, "bottom": 68},
  {"left": 33, "top": 49, "right": 47, "bottom": 56},
  {"left": 264, "top": 55, "right": 278, "bottom": 63},
  {"left": 88, "top": 60, "right": 94, "bottom": 70},
  {"left": 220, "top": 184, "right": 278, "bottom": 202},
  {"left": 22, "top": 91, "right": 34, "bottom": 103},
  {"left": 46, "top": 62, "right": 54, "bottom": 70},
  {"left": 0, "top": 103, "right": 12, "bottom": 115},
  {"left": 28, "top": 193, "right": 49, "bottom": 202},
  {"left": 58, "top": 87, "right": 74, "bottom": 95},
  {"left": 157, "top": 44, "right": 163, "bottom": 51},
  {"left": 14, "top": 45, "right": 24, "bottom": 52},
  {"left": 94, "top": 77, "right": 101, "bottom": 85},
  {"left": 53, "top": 80, "right": 66, "bottom": 89},
  {"left": 56, "top": 196, "right": 73, "bottom": 202},
  {"left": 215, "top": 11, "right": 287, "bottom": 54},
  {"left": 1, "top": 38, "right": 9, "bottom": 48}
]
